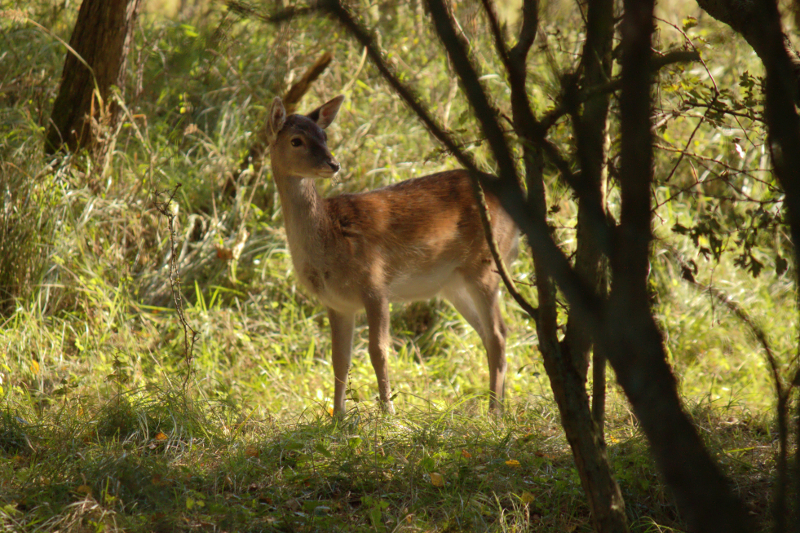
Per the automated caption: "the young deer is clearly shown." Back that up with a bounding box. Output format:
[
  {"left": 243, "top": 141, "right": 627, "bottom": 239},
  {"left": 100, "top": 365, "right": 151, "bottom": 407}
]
[{"left": 267, "top": 95, "right": 519, "bottom": 415}]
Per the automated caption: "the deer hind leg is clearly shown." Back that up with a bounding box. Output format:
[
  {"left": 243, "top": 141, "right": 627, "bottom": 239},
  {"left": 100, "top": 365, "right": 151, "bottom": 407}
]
[
  {"left": 364, "top": 296, "right": 395, "bottom": 414},
  {"left": 328, "top": 308, "right": 355, "bottom": 416},
  {"left": 444, "top": 276, "right": 507, "bottom": 413}
]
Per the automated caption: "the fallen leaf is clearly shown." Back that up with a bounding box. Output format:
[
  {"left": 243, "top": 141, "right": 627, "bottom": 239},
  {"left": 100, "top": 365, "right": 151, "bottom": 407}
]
[
  {"left": 429, "top": 472, "right": 445, "bottom": 487},
  {"left": 245, "top": 445, "right": 260, "bottom": 457},
  {"left": 215, "top": 244, "right": 233, "bottom": 260}
]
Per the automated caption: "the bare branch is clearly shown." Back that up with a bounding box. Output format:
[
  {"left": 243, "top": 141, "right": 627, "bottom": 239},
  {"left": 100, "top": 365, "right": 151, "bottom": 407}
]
[
  {"left": 478, "top": 0, "right": 513, "bottom": 74},
  {"left": 425, "top": 0, "right": 520, "bottom": 188},
  {"left": 510, "top": 0, "right": 539, "bottom": 63},
  {"left": 540, "top": 49, "right": 701, "bottom": 132},
  {"left": 668, "top": 246, "right": 789, "bottom": 528},
  {"left": 152, "top": 184, "right": 198, "bottom": 388}
]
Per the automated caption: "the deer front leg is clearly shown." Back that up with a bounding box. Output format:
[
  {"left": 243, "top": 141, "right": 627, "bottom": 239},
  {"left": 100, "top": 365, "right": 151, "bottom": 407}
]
[
  {"left": 328, "top": 307, "right": 355, "bottom": 416},
  {"left": 364, "top": 296, "right": 395, "bottom": 414}
]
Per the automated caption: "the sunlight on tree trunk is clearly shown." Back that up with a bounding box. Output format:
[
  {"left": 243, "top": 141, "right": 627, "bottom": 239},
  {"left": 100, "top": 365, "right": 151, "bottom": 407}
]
[{"left": 45, "top": 0, "right": 142, "bottom": 176}]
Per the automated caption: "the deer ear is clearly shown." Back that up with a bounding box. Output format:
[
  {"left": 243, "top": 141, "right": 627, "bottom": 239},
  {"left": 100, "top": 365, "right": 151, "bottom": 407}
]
[
  {"left": 307, "top": 95, "right": 344, "bottom": 129},
  {"left": 267, "top": 97, "right": 286, "bottom": 143}
]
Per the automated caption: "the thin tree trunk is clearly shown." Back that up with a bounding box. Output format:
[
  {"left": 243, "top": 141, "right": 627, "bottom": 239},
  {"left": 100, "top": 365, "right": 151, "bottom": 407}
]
[
  {"left": 479, "top": 0, "right": 629, "bottom": 529},
  {"left": 604, "top": 0, "right": 752, "bottom": 529},
  {"left": 45, "top": 0, "right": 142, "bottom": 174},
  {"left": 562, "top": 0, "right": 614, "bottom": 426},
  {"left": 528, "top": 163, "right": 629, "bottom": 533}
]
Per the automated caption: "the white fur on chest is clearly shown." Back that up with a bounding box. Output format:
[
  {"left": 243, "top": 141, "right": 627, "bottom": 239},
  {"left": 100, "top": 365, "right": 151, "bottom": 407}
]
[{"left": 387, "top": 261, "right": 459, "bottom": 302}]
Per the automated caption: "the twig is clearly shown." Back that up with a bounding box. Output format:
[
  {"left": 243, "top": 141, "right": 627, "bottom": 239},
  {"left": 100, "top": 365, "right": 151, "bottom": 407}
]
[{"left": 153, "top": 184, "right": 197, "bottom": 388}]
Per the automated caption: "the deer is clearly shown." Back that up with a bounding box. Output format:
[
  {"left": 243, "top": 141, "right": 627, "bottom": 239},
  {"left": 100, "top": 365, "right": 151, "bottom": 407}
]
[{"left": 266, "top": 94, "right": 519, "bottom": 416}]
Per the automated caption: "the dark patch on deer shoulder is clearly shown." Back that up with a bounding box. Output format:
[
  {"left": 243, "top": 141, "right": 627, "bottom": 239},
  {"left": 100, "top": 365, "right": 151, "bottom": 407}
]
[
  {"left": 328, "top": 196, "right": 361, "bottom": 238},
  {"left": 303, "top": 265, "right": 323, "bottom": 293}
]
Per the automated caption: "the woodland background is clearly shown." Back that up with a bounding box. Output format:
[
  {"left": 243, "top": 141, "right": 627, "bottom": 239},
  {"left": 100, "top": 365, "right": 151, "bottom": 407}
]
[{"left": 0, "top": 0, "right": 797, "bottom": 531}]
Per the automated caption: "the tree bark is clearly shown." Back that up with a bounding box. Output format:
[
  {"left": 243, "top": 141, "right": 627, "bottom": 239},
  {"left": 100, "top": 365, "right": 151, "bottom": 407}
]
[
  {"left": 45, "top": 0, "right": 142, "bottom": 173},
  {"left": 604, "top": 0, "right": 752, "bottom": 530},
  {"left": 563, "top": 0, "right": 615, "bottom": 426}
]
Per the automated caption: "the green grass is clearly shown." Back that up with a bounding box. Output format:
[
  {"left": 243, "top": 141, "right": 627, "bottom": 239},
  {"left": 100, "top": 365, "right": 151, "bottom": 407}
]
[
  {"left": 0, "top": 383, "right": 776, "bottom": 532},
  {"left": 0, "top": 0, "right": 792, "bottom": 531}
]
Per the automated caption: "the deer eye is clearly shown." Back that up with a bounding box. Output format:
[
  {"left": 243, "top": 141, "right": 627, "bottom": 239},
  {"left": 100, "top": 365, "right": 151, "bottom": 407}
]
[{"left": 290, "top": 138, "right": 303, "bottom": 147}]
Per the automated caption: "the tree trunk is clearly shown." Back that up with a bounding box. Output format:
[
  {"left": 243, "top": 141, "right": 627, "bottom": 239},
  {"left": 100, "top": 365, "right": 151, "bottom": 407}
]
[
  {"left": 604, "top": 0, "right": 752, "bottom": 529},
  {"left": 563, "top": 0, "right": 615, "bottom": 428},
  {"left": 487, "top": 0, "right": 629, "bottom": 528},
  {"left": 45, "top": 0, "right": 142, "bottom": 174}
]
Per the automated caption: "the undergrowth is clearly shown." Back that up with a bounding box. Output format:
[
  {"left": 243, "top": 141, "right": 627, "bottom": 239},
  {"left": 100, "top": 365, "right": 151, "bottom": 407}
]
[{"left": 0, "top": 384, "right": 775, "bottom": 532}]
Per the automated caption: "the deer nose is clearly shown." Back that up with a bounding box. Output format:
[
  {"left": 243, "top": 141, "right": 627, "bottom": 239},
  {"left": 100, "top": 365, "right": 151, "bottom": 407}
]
[{"left": 328, "top": 160, "right": 340, "bottom": 173}]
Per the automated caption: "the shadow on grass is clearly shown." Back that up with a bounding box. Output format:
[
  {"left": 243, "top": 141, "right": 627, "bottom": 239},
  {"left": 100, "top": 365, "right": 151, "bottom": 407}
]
[{"left": 0, "top": 389, "right": 776, "bottom": 532}]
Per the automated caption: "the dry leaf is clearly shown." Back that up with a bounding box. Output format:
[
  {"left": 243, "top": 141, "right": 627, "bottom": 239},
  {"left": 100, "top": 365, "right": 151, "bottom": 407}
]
[
  {"left": 245, "top": 445, "right": 260, "bottom": 458},
  {"left": 215, "top": 244, "right": 233, "bottom": 261},
  {"left": 429, "top": 472, "right": 445, "bottom": 487}
]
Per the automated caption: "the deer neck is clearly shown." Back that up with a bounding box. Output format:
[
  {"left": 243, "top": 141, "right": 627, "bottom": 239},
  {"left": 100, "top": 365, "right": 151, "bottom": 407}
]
[{"left": 273, "top": 173, "right": 330, "bottom": 258}]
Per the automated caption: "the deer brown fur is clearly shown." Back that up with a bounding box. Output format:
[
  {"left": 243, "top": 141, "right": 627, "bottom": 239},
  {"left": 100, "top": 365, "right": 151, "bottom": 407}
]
[{"left": 267, "top": 95, "right": 519, "bottom": 415}]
